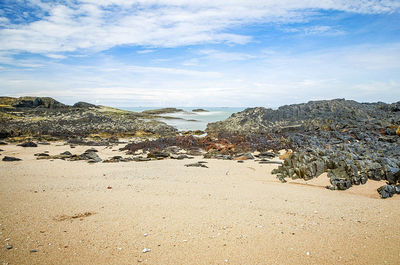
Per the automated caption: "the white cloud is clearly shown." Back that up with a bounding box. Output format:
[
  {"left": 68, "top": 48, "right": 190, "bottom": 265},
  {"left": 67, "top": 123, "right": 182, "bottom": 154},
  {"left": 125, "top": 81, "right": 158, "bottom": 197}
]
[
  {"left": 284, "top": 25, "right": 346, "bottom": 36},
  {"left": 1, "top": 42, "right": 399, "bottom": 107},
  {"left": 45, "top": 53, "right": 67, "bottom": 59},
  {"left": 0, "top": 0, "right": 399, "bottom": 55},
  {"left": 137, "top": 49, "right": 155, "bottom": 54},
  {"left": 199, "top": 49, "right": 255, "bottom": 61}
]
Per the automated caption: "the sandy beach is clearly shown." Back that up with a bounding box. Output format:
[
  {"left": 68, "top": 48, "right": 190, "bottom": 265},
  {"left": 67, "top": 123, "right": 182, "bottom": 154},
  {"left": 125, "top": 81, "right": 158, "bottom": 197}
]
[{"left": 0, "top": 143, "right": 399, "bottom": 265}]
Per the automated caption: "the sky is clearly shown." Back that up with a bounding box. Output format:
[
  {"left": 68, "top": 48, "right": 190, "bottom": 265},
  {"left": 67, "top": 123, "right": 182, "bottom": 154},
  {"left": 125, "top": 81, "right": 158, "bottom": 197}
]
[{"left": 0, "top": 0, "right": 399, "bottom": 107}]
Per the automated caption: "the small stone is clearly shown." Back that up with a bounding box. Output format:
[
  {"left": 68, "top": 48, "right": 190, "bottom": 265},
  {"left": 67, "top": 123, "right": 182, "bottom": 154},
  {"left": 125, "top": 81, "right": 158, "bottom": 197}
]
[
  {"left": 30, "top": 249, "right": 38, "bottom": 253},
  {"left": 142, "top": 248, "right": 151, "bottom": 253},
  {"left": 17, "top": 141, "right": 37, "bottom": 147},
  {"left": 306, "top": 252, "right": 310, "bottom": 256},
  {"left": 6, "top": 245, "right": 13, "bottom": 250},
  {"left": 2, "top": 156, "right": 22, "bottom": 161}
]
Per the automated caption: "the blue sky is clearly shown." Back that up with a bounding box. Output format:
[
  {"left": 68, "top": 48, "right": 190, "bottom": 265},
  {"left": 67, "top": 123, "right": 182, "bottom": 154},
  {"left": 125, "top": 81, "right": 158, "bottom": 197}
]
[{"left": 0, "top": 0, "right": 399, "bottom": 107}]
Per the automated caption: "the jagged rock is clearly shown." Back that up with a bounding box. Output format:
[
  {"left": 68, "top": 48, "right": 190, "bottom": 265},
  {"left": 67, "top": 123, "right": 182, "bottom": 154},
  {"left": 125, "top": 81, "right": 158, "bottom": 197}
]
[
  {"left": 3, "top": 156, "right": 22, "bottom": 161},
  {"left": 384, "top": 167, "right": 400, "bottom": 184},
  {"left": 377, "top": 185, "right": 396, "bottom": 198},
  {"left": 17, "top": 141, "right": 38, "bottom": 147},
  {"left": 328, "top": 178, "right": 352, "bottom": 190},
  {"left": 79, "top": 150, "right": 102, "bottom": 163}
]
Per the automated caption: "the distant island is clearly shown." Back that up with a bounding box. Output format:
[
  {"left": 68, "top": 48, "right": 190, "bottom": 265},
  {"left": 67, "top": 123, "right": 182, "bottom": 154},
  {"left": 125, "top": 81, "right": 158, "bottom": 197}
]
[
  {"left": 142, "top": 108, "right": 184, "bottom": 115},
  {"left": 192, "top": 108, "right": 209, "bottom": 112}
]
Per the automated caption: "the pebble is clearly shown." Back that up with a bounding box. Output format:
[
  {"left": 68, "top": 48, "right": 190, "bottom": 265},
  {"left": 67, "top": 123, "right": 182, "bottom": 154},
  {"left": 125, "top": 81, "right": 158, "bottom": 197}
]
[
  {"left": 306, "top": 251, "right": 310, "bottom": 256},
  {"left": 142, "top": 248, "right": 151, "bottom": 253},
  {"left": 6, "top": 245, "right": 13, "bottom": 250},
  {"left": 30, "top": 249, "right": 38, "bottom": 253}
]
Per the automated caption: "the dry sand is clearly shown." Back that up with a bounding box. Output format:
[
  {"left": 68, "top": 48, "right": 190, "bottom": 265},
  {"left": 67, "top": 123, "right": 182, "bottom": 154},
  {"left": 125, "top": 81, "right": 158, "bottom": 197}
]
[{"left": 0, "top": 142, "right": 399, "bottom": 265}]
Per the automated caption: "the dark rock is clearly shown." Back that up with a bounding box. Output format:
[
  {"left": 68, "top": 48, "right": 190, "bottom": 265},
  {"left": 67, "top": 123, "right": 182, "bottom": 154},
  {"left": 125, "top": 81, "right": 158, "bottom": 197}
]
[
  {"left": 80, "top": 151, "right": 102, "bottom": 163},
  {"left": 133, "top": 157, "right": 151, "bottom": 162},
  {"left": 257, "top": 152, "right": 276, "bottom": 159},
  {"left": 60, "top": 151, "right": 72, "bottom": 156},
  {"left": 73, "top": 101, "right": 97, "bottom": 108},
  {"left": 34, "top": 153, "right": 49, "bottom": 157},
  {"left": 395, "top": 185, "right": 400, "bottom": 194},
  {"left": 192, "top": 109, "right": 209, "bottom": 112},
  {"left": 6, "top": 245, "right": 13, "bottom": 250},
  {"left": 85, "top": 148, "right": 98, "bottom": 153},
  {"left": 103, "top": 156, "right": 134, "bottom": 163},
  {"left": 258, "top": 161, "right": 282, "bottom": 165},
  {"left": 385, "top": 166, "right": 400, "bottom": 184},
  {"left": 329, "top": 178, "right": 352, "bottom": 190},
  {"left": 17, "top": 141, "right": 38, "bottom": 147},
  {"left": 3, "top": 156, "right": 22, "bottom": 161},
  {"left": 185, "top": 162, "right": 208, "bottom": 168},
  {"left": 377, "top": 185, "right": 396, "bottom": 199},
  {"left": 0, "top": 141, "right": 7, "bottom": 145},
  {"left": 12, "top": 97, "right": 67, "bottom": 109}
]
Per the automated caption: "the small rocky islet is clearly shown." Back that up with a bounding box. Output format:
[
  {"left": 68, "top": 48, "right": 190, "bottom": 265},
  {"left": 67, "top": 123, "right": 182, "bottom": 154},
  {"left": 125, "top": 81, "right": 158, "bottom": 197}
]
[{"left": 1, "top": 96, "right": 399, "bottom": 198}]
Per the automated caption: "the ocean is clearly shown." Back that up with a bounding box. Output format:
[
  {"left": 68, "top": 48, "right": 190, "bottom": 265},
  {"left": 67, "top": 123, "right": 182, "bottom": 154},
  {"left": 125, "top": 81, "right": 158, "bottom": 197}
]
[{"left": 121, "top": 107, "right": 245, "bottom": 131}]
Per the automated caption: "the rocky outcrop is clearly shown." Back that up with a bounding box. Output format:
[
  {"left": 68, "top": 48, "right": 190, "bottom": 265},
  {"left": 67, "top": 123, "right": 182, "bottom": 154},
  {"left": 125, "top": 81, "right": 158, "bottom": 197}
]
[
  {"left": 1, "top": 97, "right": 68, "bottom": 109},
  {"left": 206, "top": 99, "right": 400, "bottom": 197},
  {"left": 0, "top": 97, "right": 177, "bottom": 139},
  {"left": 206, "top": 99, "right": 398, "bottom": 135}
]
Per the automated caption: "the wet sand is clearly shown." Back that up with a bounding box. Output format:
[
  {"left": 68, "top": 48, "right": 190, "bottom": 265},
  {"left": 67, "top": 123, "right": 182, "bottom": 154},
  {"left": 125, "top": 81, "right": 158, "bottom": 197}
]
[{"left": 0, "top": 143, "right": 399, "bottom": 264}]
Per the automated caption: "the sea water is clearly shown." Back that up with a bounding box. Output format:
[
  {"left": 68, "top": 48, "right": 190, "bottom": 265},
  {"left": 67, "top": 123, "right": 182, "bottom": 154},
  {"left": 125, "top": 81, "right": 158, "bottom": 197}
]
[{"left": 122, "top": 107, "right": 245, "bottom": 131}]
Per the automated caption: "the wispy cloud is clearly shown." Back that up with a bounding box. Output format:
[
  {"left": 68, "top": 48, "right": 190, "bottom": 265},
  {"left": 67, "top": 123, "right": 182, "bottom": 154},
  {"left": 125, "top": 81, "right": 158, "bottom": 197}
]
[
  {"left": 199, "top": 49, "right": 255, "bottom": 61},
  {"left": 284, "top": 25, "right": 346, "bottom": 36}
]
